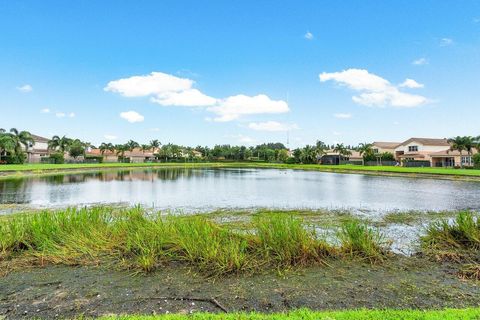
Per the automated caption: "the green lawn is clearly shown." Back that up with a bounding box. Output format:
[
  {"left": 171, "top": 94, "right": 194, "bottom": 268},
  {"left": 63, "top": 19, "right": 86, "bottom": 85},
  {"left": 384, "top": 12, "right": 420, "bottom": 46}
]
[
  {"left": 98, "top": 308, "right": 480, "bottom": 320},
  {"left": 1, "top": 162, "right": 480, "bottom": 178}
]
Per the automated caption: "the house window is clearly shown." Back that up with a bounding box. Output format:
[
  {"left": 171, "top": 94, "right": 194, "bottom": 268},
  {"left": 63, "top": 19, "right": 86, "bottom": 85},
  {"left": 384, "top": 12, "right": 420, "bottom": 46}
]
[
  {"left": 373, "top": 148, "right": 379, "bottom": 154},
  {"left": 408, "top": 145, "right": 418, "bottom": 152},
  {"left": 461, "top": 156, "right": 472, "bottom": 166}
]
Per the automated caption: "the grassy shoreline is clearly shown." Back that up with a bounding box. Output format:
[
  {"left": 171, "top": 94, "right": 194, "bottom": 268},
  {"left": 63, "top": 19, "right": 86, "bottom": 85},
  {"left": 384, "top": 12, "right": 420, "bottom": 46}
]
[
  {"left": 1, "top": 162, "right": 480, "bottom": 181},
  {"left": 97, "top": 308, "right": 480, "bottom": 320}
]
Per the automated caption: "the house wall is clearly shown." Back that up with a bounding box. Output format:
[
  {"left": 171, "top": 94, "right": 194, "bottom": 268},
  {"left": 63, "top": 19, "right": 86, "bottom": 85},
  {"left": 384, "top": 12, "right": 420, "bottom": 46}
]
[{"left": 395, "top": 141, "right": 450, "bottom": 155}]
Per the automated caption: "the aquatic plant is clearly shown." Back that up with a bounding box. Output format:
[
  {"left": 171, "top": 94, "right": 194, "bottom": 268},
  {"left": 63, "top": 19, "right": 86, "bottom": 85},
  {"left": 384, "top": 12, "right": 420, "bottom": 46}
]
[{"left": 0, "top": 206, "right": 390, "bottom": 275}]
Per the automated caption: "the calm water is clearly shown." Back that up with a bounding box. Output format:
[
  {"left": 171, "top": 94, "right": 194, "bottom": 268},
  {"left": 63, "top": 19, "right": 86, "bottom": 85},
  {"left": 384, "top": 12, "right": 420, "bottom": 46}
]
[{"left": 1, "top": 168, "right": 480, "bottom": 213}]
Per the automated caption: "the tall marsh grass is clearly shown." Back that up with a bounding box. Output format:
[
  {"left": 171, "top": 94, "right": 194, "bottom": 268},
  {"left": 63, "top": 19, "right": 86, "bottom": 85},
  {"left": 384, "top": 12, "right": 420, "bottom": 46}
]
[
  {"left": 422, "top": 211, "right": 480, "bottom": 251},
  {"left": 0, "top": 207, "right": 389, "bottom": 275}
]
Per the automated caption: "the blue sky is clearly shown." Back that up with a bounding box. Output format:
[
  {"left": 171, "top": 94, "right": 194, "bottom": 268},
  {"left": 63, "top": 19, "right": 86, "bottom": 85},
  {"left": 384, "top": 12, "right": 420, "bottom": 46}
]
[{"left": 1, "top": 1, "right": 479, "bottom": 147}]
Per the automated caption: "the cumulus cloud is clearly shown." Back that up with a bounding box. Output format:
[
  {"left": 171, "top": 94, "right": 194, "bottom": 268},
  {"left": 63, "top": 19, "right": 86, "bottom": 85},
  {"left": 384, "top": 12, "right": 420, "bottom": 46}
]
[
  {"left": 151, "top": 89, "right": 217, "bottom": 107},
  {"left": 319, "top": 69, "right": 429, "bottom": 108},
  {"left": 333, "top": 113, "right": 352, "bottom": 119},
  {"left": 440, "top": 38, "right": 454, "bottom": 46},
  {"left": 40, "top": 108, "right": 50, "bottom": 113},
  {"left": 104, "top": 134, "right": 117, "bottom": 140},
  {"left": 105, "top": 72, "right": 192, "bottom": 97},
  {"left": 412, "top": 57, "right": 428, "bottom": 65},
  {"left": 17, "top": 84, "right": 32, "bottom": 93},
  {"left": 399, "top": 79, "right": 424, "bottom": 89},
  {"left": 120, "top": 110, "right": 144, "bottom": 123},
  {"left": 248, "top": 121, "right": 298, "bottom": 132},
  {"left": 304, "top": 31, "right": 314, "bottom": 40},
  {"left": 106, "top": 72, "right": 289, "bottom": 122},
  {"left": 207, "top": 94, "right": 289, "bottom": 122},
  {"left": 68, "top": 112, "right": 76, "bottom": 118}
]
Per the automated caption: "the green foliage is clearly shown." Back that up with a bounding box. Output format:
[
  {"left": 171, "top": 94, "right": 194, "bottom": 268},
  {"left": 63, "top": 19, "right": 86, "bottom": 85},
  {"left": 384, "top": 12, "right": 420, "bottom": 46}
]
[
  {"left": 97, "top": 308, "right": 480, "bottom": 320},
  {"left": 473, "top": 153, "right": 480, "bottom": 168},
  {"left": 338, "top": 219, "right": 387, "bottom": 262},
  {"left": 0, "top": 207, "right": 391, "bottom": 274},
  {"left": 49, "top": 152, "right": 65, "bottom": 164},
  {"left": 422, "top": 211, "right": 480, "bottom": 251},
  {"left": 254, "top": 213, "right": 334, "bottom": 266},
  {"left": 69, "top": 140, "right": 86, "bottom": 159}
]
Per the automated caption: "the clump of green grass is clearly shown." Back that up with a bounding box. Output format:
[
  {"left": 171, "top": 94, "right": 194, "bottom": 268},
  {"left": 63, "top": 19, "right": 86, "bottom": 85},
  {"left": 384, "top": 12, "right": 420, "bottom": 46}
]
[
  {"left": 254, "top": 213, "right": 334, "bottom": 267},
  {"left": 0, "top": 207, "right": 391, "bottom": 275},
  {"left": 337, "top": 219, "right": 388, "bottom": 262},
  {"left": 422, "top": 211, "right": 480, "bottom": 251}
]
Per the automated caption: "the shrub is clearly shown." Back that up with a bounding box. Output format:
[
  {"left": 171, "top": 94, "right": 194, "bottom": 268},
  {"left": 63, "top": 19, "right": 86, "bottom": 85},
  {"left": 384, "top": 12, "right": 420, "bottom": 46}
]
[
  {"left": 49, "top": 152, "right": 64, "bottom": 164},
  {"left": 473, "top": 153, "right": 480, "bottom": 168}
]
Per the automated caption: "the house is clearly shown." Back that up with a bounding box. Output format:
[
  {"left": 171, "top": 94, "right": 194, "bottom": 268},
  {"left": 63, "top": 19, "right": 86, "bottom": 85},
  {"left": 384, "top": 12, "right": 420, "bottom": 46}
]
[
  {"left": 372, "top": 142, "right": 400, "bottom": 155},
  {"left": 429, "top": 148, "right": 478, "bottom": 168},
  {"left": 26, "top": 134, "right": 51, "bottom": 163},
  {"left": 320, "top": 149, "right": 362, "bottom": 165},
  {"left": 394, "top": 138, "right": 450, "bottom": 164}
]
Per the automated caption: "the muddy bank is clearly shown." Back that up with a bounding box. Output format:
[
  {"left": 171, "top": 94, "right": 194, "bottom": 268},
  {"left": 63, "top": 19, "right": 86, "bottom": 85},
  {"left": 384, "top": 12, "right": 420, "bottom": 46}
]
[{"left": 1, "top": 256, "right": 479, "bottom": 319}]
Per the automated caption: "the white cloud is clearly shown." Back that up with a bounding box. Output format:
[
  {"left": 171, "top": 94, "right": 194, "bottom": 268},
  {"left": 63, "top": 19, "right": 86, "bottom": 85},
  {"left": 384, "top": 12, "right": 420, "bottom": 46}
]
[
  {"left": 68, "top": 112, "right": 76, "bottom": 118},
  {"left": 105, "top": 72, "right": 192, "bottom": 97},
  {"left": 412, "top": 57, "right": 428, "bottom": 65},
  {"left": 399, "top": 78, "right": 424, "bottom": 89},
  {"left": 319, "top": 69, "right": 429, "bottom": 108},
  {"left": 333, "top": 113, "right": 352, "bottom": 119},
  {"left": 151, "top": 89, "right": 217, "bottom": 107},
  {"left": 227, "top": 134, "right": 255, "bottom": 145},
  {"left": 120, "top": 110, "right": 144, "bottom": 123},
  {"left": 248, "top": 121, "right": 298, "bottom": 132},
  {"left": 17, "top": 84, "right": 32, "bottom": 93},
  {"left": 207, "top": 94, "right": 289, "bottom": 122},
  {"left": 107, "top": 72, "right": 289, "bottom": 121},
  {"left": 304, "top": 31, "right": 314, "bottom": 40},
  {"left": 440, "top": 38, "right": 454, "bottom": 46},
  {"left": 40, "top": 108, "right": 50, "bottom": 113},
  {"left": 104, "top": 134, "right": 117, "bottom": 140},
  {"left": 55, "top": 112, "right": 66, "bottom": 118}
]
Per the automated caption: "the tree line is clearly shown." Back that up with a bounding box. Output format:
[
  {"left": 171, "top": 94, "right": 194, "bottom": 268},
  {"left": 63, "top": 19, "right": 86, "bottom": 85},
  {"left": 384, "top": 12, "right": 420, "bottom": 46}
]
[{"left": 1, "top": 128, "right": 480, "bottom": 166}]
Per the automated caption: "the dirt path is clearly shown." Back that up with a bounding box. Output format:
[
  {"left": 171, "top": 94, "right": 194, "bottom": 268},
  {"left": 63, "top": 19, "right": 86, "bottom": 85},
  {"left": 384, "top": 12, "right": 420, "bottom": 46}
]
[{"left": 1, "top": 256, "right": 479, "bottom": 319}]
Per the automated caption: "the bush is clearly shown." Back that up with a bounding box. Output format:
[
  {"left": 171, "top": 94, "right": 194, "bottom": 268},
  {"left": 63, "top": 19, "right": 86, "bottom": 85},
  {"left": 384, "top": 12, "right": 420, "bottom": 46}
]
[
  {"left": 473, "top": 153, "right": 480, "bottom": 168},
  {"left": 85, "top": 155, "right": 103, "bottom": 163},
  {"left": 49, "top": 152, "right": 65, "bottom": 164},
  {"left": 4, "top": 152, "right": 26, "bottom": 164}
]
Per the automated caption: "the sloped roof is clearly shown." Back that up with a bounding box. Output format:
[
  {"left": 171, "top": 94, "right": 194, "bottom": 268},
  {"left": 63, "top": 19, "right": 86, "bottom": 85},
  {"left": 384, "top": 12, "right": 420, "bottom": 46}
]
[
  {"left": 429, "top": 148, "right": 478, "bottom": 157},
  {"left": 372, "top": 141, "right": 400, "bottom": 149},
  {"left": 31, "top": 134, "right": 49, "bottom": 143},
  {"left": 399, "top": 138, "right": 450, "bottom": 147}
]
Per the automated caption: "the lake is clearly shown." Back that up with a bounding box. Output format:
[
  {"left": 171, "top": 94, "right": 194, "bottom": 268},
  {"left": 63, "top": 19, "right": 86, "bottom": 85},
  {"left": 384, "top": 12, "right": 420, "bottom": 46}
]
[{"left": 1, "top": 167, "right": 480, "bottom": 213}]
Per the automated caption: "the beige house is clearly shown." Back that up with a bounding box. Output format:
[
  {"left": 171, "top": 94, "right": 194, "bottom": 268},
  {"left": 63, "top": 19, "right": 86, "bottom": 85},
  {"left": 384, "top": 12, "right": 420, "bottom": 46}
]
[
  {"left": 26, "top": 134, "right": 50, "bottom": 163},
  {"left": 372, "top": 141, "right": 400, "bottom": 154},
  {"left": 394, "top": 138, "right": 450, "bottom": 163}
]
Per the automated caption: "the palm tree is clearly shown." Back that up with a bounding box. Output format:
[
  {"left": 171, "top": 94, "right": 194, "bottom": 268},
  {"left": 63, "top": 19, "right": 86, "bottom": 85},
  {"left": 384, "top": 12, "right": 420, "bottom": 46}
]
[
  {"left": 0, "top": 132, "right": 16, "bottom": 161},
  {"left": 115, "top": 144, "right": 129, "bottom": 160},
  {"left": 99, "top": 142, "right": 115, "bottom": 155},
  {"left": 300, "top": 145, "right": 317, "bottom": 164},
  {"left": 48, "top": 135, "right": 72, "bottom": 153},
  {"left": 357, "top": 142, "right": 373, "bottom": 165},
  {"left": 140, "top": 144, "right": 151, "bottom": 153},
  {"left": 150, "top": 139, "right": 161, "bottom": 152},
  {"left": 126, "top": 140, "right": 139, "bottom": 152},
  {"left": 9, "top": 128, "right": 34, "bottom": 155},
  {"left": 315, "top": 140, "right": 327, "bottom": 158},
  {"left": 448, "top": 136, "right": 466, "bottom": 167},
  {"left": 333, "top": 143, "right": 352, "bottom": 164}
]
